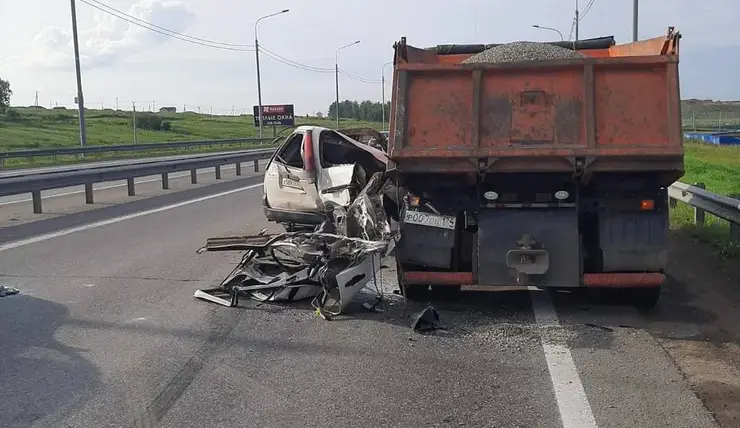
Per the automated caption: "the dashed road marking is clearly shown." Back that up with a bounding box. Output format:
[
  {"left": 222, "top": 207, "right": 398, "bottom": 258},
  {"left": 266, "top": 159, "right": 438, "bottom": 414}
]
[{"left": 529, "top": 287, "right": 598, "bottom": 428}]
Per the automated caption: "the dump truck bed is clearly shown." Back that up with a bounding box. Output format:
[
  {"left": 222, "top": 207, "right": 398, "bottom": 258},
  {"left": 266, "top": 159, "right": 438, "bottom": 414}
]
[{"left": 388, "top": 28, "right": 683, "bottom": 184}]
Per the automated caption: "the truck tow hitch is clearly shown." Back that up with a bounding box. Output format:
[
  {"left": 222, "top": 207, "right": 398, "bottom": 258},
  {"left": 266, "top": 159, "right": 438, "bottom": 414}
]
[{"left": 505, "top": 234, "right": 550, "bottom": 285}]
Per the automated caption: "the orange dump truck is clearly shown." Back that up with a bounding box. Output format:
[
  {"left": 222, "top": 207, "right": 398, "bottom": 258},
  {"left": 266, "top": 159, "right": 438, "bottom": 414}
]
[{"left": 388, "top": 28, "right": 682, "bottom": 308}]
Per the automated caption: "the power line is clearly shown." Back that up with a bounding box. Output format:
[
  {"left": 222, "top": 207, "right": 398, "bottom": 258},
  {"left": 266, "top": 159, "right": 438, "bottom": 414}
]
[
  {"left": 259, "top": 45, "right": 334, "bottom": 72},
  {"left": 579, "top": 0, "right": 596, "bottom": 21},
  {"left": 78, "top": 0, "right": 255, "bottom": 52},
  {"left": 85, "top": 0, "right": 254, "bottom": 48},
  {"left": 338, "top": 68, "right": 381, "bottom": 84}
]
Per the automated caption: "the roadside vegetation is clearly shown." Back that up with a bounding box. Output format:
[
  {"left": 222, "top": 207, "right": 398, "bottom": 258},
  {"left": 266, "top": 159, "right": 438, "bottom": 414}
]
[
  {"left": 671, "top": 140, "right": 740, "bottom": 258},
  {"left": 0, "top": 106, "right": 384, "bottom": 168}
]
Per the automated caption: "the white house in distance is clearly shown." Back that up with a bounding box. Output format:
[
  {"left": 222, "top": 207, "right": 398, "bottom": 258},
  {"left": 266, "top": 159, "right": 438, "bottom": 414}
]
[{"left": 159, "top": 106, "right": 177, "bottom": 114}]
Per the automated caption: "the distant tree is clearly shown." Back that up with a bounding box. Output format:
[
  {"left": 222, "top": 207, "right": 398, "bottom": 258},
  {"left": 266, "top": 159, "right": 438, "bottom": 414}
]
[
  {"left": 0, "top": 77, "right": 11, "bottom": 114},
  {"left": 328, "top": 99, "right": 390, "bottom": 122},
  {"left": 315, "top": 111, "right": 324, "bottom": 118}
]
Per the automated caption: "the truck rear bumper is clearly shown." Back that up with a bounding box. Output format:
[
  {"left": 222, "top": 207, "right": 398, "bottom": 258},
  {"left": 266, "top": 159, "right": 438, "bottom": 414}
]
[{"left": 402, "top": 271, "right": 665, "bottom": 288}]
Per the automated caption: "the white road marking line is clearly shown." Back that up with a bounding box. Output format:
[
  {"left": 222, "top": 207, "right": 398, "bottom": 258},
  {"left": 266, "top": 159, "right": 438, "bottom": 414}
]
[
  {"left": 0, "top": 164, "right": 244, "bottom": 207},
  {"left": 0, "top": 183, "right": 262, "bottom": 252},
  {"left": 529, "top": 287, "right": 598, "bottom": 428}
]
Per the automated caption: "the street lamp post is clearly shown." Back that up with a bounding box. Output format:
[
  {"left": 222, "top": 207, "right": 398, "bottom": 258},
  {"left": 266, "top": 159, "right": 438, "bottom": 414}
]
[
  {"left": 335, "top": 40, "right": 360, "bottom": 129},
  {"left": 381, "top": 61, "right": 393, "bottom": 131},
  {"left": 532, "top": 25, "right": 564, "bottom": 41},
  {"left": 254, "top": 9, "right": 289, "bottom": 138}
]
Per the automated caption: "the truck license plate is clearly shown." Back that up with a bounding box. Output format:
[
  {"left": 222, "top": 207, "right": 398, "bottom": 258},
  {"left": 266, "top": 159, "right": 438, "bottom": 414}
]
[{"left": 404, "top": 211, "right": 456, "bottom": 230}]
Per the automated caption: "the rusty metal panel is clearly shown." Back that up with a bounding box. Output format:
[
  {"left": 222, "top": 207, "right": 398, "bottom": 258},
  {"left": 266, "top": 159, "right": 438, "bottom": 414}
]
[
  {"left": 594, "top": 65, "right": 670, "bottom": 148},
  {"left": 479, "top": 68, "right": 584, "bottom": 149},
  {"left": 405, "top": 72, "right": 474, "bottom": 150}
]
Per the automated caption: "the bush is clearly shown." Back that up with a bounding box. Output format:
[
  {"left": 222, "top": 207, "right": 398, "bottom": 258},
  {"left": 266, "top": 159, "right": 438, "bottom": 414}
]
[
  {"left": 3, "top": 108, "right": 20, "bottom": 121},
  {"left": 134, "top": 113, "right": 165, "bottom": 131},
  {"left": 161, "top": 121, "right": 171, "bottom": 132}
]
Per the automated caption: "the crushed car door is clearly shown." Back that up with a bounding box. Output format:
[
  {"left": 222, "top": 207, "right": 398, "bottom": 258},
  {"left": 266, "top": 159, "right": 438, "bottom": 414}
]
[
  {"left": 316, "top": 129, "right": 387, "bottom": 208},
  {"left": 264, "top": 131, "right": 321, "bottom": 213}
]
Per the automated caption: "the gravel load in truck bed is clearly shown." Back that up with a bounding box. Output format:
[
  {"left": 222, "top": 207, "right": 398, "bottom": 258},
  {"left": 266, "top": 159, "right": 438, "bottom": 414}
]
[{"left": 462, "top": 41, "right": 585, "bottom": 63}]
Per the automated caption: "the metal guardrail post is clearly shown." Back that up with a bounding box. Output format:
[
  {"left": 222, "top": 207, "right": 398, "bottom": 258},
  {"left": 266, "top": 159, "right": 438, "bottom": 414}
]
[
  {"left": 235, "top": 162, "right": 242, "bottom": 176},
  {"left": 161, "top": 173, "right": 169, "bottom": 190},
  {"left": 694, "top": 182, "right": 705, "bottom": 225},
  {"left": 85, "top": 183, "right": 94, "bottom": 204},
  {"left": 191, "top": 169, "right": 198, "bottom": 184},
  {"left": 32, "top": 191, "right": 42, "bottom": 213},
  {"left": 215, "top": 165, "right": 222, "bottom": 180},
  {"left": 254, "top": 160, "right": 259, "bottom": 172},
  {"left": 731, "top": 194, "right": 740, "bottom": 243},
  {"left": 127, "top": 178, "right": 135, "bottom": 196}
]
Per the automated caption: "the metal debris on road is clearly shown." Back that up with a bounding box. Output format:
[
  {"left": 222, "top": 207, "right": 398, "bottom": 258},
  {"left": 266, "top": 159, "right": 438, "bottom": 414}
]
[
  {"left": 462, "top": 41, "right": 585, "bottom": 64},
  {"left": 411, "top": 306, "right": 444, "bottom": 332},
  {"left": 194, "top": 172, "right": 397, "bottom": 319},
  {"left": 0, "top": 285, "right": 20, "bottom": 297}
]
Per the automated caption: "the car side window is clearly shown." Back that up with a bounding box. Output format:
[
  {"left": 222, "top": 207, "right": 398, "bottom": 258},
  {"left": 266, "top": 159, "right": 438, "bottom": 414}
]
[{"left": 277, "top": 133, "right": 304, "bottom": 169}]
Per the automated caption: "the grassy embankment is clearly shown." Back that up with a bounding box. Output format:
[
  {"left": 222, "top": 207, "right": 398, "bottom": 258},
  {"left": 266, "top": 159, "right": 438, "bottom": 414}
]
[
  {"left": 672, "top": 140, "right": 740, "bottom": 257},
  {"left": 0, "top": 107, "right": 383, "bottom": 168}
]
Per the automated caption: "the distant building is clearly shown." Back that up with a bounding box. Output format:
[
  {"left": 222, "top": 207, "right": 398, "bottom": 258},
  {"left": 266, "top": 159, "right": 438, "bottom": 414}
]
[{"left": 159, "top": 106, "right": 177, "bottom": 113}]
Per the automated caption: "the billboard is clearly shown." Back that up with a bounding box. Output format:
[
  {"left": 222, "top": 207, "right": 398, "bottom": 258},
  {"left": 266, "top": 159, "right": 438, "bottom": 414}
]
[{"left": 253, "top": 104, "right": 295, "bottom": 127}]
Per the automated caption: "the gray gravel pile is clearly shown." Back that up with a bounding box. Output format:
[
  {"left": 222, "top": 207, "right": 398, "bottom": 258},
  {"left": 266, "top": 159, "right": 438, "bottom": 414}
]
[{"left": 463, "top": 41, "right": 585, "bottom": 64}]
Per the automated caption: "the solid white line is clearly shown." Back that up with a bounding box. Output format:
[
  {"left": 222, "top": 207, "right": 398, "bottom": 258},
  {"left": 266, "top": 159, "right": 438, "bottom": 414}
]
[
  {"left": 529, "top": 288, "right": 598, "bottom": 428},
  {"left": 0, "top": 165, "right": 243, "bottom": 207},
  {"left": 0, "top": 183, "right": 262, "bottom": 252}
]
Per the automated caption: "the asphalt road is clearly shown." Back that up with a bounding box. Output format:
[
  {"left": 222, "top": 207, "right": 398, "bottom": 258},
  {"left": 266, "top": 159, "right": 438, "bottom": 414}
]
[{"left": 0, "top": 176, "right": 737, "bottom": 428}]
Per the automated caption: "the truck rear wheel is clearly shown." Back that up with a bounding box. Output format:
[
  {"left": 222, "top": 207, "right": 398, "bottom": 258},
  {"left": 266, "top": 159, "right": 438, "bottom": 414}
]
[
  {"left": 402, "top": 284, "right": 431, "bottom": 301},
  {"left": 629, "top": 286, "right": 661, "bottom": 309}
]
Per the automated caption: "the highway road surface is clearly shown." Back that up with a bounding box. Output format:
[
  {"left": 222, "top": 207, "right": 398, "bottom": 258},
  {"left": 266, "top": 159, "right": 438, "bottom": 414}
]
[{"left": 1, "top": 173, "right": 739, "bottom": 428}]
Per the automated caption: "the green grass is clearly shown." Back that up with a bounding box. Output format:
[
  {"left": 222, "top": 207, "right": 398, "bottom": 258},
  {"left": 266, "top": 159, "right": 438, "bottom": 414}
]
[
  {"left": 671, "top": 140, "right": 740, "bottom": 258},
  {"left": 0, "top": 107, "right": 384, "bottom": 168}
]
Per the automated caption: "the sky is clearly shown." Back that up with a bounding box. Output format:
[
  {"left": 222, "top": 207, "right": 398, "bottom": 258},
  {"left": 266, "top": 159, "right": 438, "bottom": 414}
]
[{"left": 0, "top": 0, "right": 738, "bottom": 116}]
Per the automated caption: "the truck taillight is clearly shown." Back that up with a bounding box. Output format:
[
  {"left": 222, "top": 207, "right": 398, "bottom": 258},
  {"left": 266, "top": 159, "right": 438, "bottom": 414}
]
[
  {"left": 302, "top": 131, "right": 314, "bottom": 172},
  {"left": 641, "top": 199, "right": 655, "bottom": 210}
]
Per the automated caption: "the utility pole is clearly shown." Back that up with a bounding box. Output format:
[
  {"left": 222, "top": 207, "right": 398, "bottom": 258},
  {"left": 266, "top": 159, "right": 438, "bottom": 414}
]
[
  {"left": 254, "top": 9, "right": 290, "bottom": 139},
  {"left": 335, "top": 40, "right": 361, "bottom": 129},
  {"left": 70, "top": 0, "right": 87, "bottom": 148},
  {"left": 116, "top": 97, "right": 119, "bottom": 110},
  {"left": 34, "top": 91, "right": 39, "bottom": 107},
  {"left": 633, "top": 0, "right": 639, "bottom": 42},
  {"left": 575, "top": 0, "right": 579, "bottom": 42},
  {"left": 132, "top": 102, "right": 138, "bottom": 144}
]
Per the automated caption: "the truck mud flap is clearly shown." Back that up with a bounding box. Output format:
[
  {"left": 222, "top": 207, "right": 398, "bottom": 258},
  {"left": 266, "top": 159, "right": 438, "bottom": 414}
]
[{"left": 476, "top": 208, "right": 580, "bottom": 287}]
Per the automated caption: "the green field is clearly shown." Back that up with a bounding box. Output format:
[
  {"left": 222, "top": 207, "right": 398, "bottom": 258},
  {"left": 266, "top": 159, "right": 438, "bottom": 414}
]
[
  {"left": 671, "top": 140, "right": 740, "bottom": 258},
  {"left": 0, "top": 107, "right": 383, "bottom": 151}
]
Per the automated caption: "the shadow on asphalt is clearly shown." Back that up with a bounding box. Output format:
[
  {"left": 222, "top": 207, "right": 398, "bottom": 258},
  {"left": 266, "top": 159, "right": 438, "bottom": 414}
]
[{"left": 0, "top": 294, "right": 100, "bottom": 428}]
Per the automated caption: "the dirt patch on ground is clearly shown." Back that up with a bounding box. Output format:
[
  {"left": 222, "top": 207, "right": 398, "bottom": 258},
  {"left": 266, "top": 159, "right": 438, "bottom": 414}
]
[{"left": 646, "top": 231, "right": 740, "bottom": 427}]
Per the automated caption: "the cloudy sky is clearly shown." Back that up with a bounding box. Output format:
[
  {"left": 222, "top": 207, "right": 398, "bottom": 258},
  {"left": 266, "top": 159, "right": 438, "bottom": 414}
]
[{"left": 0, "top": 0, "right": 737, "bottom": 115}]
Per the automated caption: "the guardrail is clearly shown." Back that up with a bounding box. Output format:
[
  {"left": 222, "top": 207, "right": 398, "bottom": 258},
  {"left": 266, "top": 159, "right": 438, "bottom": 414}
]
[
  {"left": 0, "top": 137, "right": 275, "bottom": 167},
  {"left": 0, "top": 149, "right": 276, "bottom": 213},
  {"left": 668, "top": 181, "right": 740, "bottom": 243}
]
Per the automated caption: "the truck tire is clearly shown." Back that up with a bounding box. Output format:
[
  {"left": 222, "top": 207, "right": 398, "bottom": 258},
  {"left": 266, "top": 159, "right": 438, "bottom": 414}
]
[
  {"left": 402, "top": 284, "right": 431, "bottom": 301},
  {"left": 432, "top": 285, "right": 461, "bottom": 300},
  {"left": 630, "top": 286, "right": 661, "bottom": 309}
]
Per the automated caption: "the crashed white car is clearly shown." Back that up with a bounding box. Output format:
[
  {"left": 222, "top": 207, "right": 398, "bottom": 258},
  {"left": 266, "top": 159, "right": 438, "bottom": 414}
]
[{"left": 262, "top": 126, "right": 388, "bottom": 231}]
